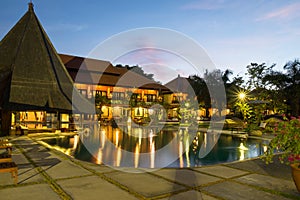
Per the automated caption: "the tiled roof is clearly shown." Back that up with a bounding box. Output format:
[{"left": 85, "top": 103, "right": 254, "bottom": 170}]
[{"left": 59, "top": 54, "right": 170, "bottom": 92}]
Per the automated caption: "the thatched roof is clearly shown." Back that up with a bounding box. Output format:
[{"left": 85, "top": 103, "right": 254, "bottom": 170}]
[
  {"left": 164, "top": 75, "right": 193, "bottom": 93},
  {"left": 0, "top": 3, "right": 93, "bottom": 113}
]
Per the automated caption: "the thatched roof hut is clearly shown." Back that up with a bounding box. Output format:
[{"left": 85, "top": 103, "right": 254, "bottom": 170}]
[{"left": 0, "top": 3, "right": 93, "bottom": 135}]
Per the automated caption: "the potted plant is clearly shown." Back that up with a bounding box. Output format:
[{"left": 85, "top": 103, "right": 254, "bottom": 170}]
[{"left": 263, "top": 117, "right": 300, "bottom": 192}]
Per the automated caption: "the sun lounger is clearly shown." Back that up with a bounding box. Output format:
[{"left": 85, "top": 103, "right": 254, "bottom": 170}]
[
  {"left": 0, "top": 153, "right": 12, "bottom": 163},
  {"left": 0, "top": 143, "right": 12, "bottom": 155},
  {"left": 0, "top": 139, "right": 9, "bottom": 143}
]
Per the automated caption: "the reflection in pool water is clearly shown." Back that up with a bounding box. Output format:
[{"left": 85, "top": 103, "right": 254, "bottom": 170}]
[{"left": 42, "top": 125, "right": 269, "bottom": 168}]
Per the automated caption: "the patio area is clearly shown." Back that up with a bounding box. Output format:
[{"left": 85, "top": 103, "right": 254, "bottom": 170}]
[{"left": 0, "top": 135, "right": 299, "bottom": 200}]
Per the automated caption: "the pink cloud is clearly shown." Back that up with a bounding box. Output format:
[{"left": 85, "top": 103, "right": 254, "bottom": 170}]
[
  {"left": 113, "top": 48, "right": 196, "bottom": 83},
  {"left": 257, "top": 3, "right": 300, "bottom": 21}
]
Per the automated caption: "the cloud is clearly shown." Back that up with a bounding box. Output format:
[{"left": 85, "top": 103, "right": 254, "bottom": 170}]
[
  {"left": 113, "top": 48, "right": 196, "bottom": 83},
  {"left": 181, "top": 0, "right": 227, "bottom": 10},
  {"left": 257, "top": 3, "right": 300, "bottom": 21}
]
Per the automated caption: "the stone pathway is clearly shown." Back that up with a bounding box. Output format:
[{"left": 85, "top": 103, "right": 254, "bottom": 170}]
[{"left": 0, "top": 136, "right": 299, "bottom": 200}]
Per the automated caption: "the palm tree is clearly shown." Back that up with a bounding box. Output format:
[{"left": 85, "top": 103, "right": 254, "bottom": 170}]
[
  {"left": 283, "top": 59, "right": 300, "bottom": 116},
  {"left": 188, "top": 75, "right": 211, "bottom": 118}
]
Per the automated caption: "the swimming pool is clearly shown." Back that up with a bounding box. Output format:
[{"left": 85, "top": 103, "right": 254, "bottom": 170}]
[{"left": 41, "top": 125, "right": 270, "bottom": 168}]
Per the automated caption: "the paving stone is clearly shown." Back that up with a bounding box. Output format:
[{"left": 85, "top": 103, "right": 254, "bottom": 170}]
[
  {"left": 29, "top": 152, "right": 62, "bottom": 168},
  {"left": 152, "top": 168, "right": 221, "bottom": 187},
  {"left": 0, "top": 164, "right": 44, "bottom": 185},
  {"left": 108, "top": 167, "right": 146, "bottom": 173},
  {"left": 79, "top": 161, "right": 116, "bottom": 174},
  {"left": 12, "top": 153, "right": 30, "bottom": 164},
  {"left": 0, "top": 183, "right": 61, "bottom": 200},
  {"left": 160, "top": 190, "right": 218, "bottom": 200},
  {"left": 25, "top": 146, "right": 56, "bottom": 163},
  {"left": 194, "top": 165, "right": 249, "bottom": 179},
  {"left": 104, "top": 171, "right": 186, "bottom": 198},
  {"left": 18, "top": 164, "right": 45, "bottom": 184},
  {"left": 235, "top": 173, "right": 300, "bottom": 197},
  {"left": 225, "top": 157, "right": 292, "bottom": 180},
  {"left": 0, "top": 173, "right": 16, "bottom": 185},
  {"left": 203, "top": 181, "right": 291, "bottom": 200},
  {"left": 200, "top": 193, "right": 221, "bottom": 200},
  {"left": 42, "top": 160, "right": 92, "bottom": 180},
  {"left": 57, "top": 175, "right": 138, "bottom": 200}
]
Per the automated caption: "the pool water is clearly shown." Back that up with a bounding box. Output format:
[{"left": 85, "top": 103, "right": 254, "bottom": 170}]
[{"left": 42, "top": 125, "right": 269, "bottom": 168}]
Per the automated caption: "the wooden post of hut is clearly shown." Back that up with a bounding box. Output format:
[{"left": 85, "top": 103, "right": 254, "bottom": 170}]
[
  {"left": 57, "top": 112, "right": 61, "bottom": 130},
  {"left": 1, "top": 110, "right": 12, "bottom": 136}
]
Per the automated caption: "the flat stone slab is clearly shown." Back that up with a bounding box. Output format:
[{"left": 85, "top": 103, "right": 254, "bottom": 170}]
[
  {"left": 194, "top": 165, "right": 249, "bottom": 179},
  {"left": 0, "top": 163, "right": 44, "bottom": 185},
  {"left": 17, "top": 164, "right": 45, "bottom": 184},
  {"left": 57, "top": 175, "right": 138, "bottom": 200},
  {"left": 104, "top": 171, "right": 186, "bottom": 198},
  {"left": 160, "top": 190, "right": 219, "bottom": 200},
  {"left": 235, "top": 173, "right": 300, "bottom": 197},
  {"left": 42, "top": 160, "right": 92, "bottom": 180},
  {"left": 0, "top": 173, "right": 17, "bottom": 186},
  {"left": 28, "top": 151, "right": 62, "bottom": 168},
  {"left": 12, "top": 153, "right": 30, "bottom": 165},
  {"left": 152, "top": 168, "right": 221, "bottom": 187},
  {"left": 79, "top": 161, "right": 115, "bottom": 174},
  {"left": 0, "top": 183, "right": 61, "bottom": 200},
  {"left": 203, "top": 181, "right": 291, "bottom": 200},
  {"left": 225, "top": 158, "right": 292, "bottom": 180}
]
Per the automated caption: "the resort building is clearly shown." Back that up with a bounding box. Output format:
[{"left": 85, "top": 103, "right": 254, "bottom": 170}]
[
  {"left": 0, "top": 3, "right": 213, "bottom": 135},
  {"left": 59, "top": 53, "right": 174, "bottom": 127}
]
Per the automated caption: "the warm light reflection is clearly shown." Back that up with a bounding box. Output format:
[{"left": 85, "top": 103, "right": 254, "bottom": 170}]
[
  {"left": 100, "top": 130, "right": 106, "bottom": 148},
  {"left": 239, "top": 149, "right": 245, "bottom": 161},
  {"left": 115, "top": 130, "right": 119, "bottom": 147},
  {"left": 203, "top": 133, "right": 207, "bottom": 149},
  {"left": 127, "top": 117, "right": 132, "bottom": 132},
  {"left": 149, "top": 129, "right": 155, "bottom": 168},
  {"left": 150, "top": 142, "right": 155, "bottom": 168},
  {"left": 239, "top": 142, "right": 248, "bottom": 150},
  {"left": 116, "top": 146, "right": 122, "bottom": 167},
  {"left": 134, "top": 143, "right": 140, "bottom": 168},
  {"left": 179, "top": 140, "right": 184, "bottom": 168},
  {"left": 139, "top": 129, "right": 142, "bottom": 145},
  {"left": 65, "top": 148, "right": 71, "bottom": 156},
  {"left": 185, "top": 136, "right": 190, "bottom": 167},
  {"left": 96, "top": 149, "right": 102, "bottom": 164},
  {"left": 73, "top": 135, "right": 79, "bottom": 150},
  {"left": 238, "top": 142, "right": 248, "bottom": 161},
  {"left": 149, "top": 129, "right": 154, "bottom": 146},
  {"left": 263, "top": 145, "right": 268, "bottom": 153}
]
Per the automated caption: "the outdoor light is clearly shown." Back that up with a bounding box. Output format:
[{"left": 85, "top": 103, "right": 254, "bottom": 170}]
[
  {"left": 185, "top": 102, "right": 190, "bottom": 108},
  {"left": 137, "top": 107, "right": 141, "bottom": 116},
  {"left": 148, "top": 109, "right": 154, "bottom": 115},
  {"left": 238, "top": 92, "right": 246, "bottom": 101}
]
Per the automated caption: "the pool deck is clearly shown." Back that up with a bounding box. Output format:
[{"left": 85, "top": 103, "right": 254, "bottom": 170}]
[{"left": 0, "top": 134, "right": 299, "bottom": 200}]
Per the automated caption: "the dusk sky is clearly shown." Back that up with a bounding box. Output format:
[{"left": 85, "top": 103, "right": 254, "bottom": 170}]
[{"left": 1, "top": 0, "right": 300, "bottom": 83}]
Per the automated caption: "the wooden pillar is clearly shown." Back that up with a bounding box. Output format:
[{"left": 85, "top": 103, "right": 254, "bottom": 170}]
[
  {"left": 57, "top": 112, "right": 61, "bottom": 130},
  {"left": 1, "top": 110, "right": 12, "bottom": 136}
]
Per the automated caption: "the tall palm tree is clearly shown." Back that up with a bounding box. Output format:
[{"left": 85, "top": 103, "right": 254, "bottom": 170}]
[{"left": 283, "top": 59, "right": 300, "bottom": 116}]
